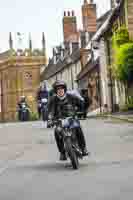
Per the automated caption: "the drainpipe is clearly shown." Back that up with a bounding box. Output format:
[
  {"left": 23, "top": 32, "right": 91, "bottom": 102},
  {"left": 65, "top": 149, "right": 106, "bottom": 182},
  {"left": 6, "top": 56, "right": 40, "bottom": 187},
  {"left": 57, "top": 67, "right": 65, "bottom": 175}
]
[
  {"left": 107, "top": 39, "right": 114, "bottom": 113},
  {"left": 97, "top": 64, "right": 102, "bottom": 113},
  {"left": 71, "top": 66, "right": 74, "bottom": 90}
]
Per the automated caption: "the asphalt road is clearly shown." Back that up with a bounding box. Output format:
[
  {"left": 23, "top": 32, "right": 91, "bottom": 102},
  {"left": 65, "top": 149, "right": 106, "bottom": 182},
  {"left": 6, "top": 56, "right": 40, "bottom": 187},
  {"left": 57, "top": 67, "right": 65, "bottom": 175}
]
[{"left": 0, "top": 119, "right": 133, "bottom": 200}]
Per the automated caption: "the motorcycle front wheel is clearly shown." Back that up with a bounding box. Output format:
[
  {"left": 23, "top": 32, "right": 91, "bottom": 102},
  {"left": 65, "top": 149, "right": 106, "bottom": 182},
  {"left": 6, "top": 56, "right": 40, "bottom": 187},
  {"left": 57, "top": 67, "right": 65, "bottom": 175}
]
[
  {"left": 65, "top": 137, "right": 79, "bottom": 170},
  {"left": 42, "top": 109, "right": 48, "bottom": 121}
]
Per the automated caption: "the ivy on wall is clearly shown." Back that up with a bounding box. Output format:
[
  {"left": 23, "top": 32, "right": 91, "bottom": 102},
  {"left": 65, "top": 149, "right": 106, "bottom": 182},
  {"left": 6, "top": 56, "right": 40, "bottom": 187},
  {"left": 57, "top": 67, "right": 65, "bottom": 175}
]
[
  {"left": 115, "top": 43, "right": 133, "bottom": 83},
  {"left": 112, "top": 26, "right": 129, "bottom": 47},
  {"left": 112, "top": 26, "right": 133, "bottom": 84}
]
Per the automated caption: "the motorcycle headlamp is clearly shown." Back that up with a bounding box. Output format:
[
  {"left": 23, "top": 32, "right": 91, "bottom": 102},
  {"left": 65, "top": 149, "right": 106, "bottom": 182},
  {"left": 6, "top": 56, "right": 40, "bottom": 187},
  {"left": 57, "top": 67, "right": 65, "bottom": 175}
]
[{"left": 41, "top": 98, "right": 48, "bottom": 103}]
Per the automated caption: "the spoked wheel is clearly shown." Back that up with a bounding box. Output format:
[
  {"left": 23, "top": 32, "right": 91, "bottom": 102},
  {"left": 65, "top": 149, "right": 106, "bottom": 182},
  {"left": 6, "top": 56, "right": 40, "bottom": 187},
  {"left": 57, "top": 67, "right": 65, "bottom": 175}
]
[{"left": 65, "top": 137, "right": 79, "bottom": 170}]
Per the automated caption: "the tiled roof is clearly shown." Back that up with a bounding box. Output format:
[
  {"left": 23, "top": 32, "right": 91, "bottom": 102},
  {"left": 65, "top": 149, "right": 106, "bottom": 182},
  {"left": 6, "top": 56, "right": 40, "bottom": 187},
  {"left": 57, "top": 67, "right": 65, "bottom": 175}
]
[
  {"left": 77, "top": 57, "right": 99, "bottom": 80},
  {"left": 92, "top": 1, "right": 123, "bottom": 41},
  {"left": 42, "top": 48, "right": 81, "bottom": 80},
  {"left": 97, "top": 10, "right": 112, "bottom": 29},
  {"left": 0, "top": 50, "right": 12, "bottom": 60}
]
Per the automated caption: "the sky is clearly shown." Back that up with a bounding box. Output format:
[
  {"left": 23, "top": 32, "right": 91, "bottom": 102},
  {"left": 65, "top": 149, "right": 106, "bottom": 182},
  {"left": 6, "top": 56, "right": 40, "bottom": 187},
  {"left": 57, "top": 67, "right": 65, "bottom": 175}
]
[{"left": 0, "top": 0, "right": 110, "bottom": 57}]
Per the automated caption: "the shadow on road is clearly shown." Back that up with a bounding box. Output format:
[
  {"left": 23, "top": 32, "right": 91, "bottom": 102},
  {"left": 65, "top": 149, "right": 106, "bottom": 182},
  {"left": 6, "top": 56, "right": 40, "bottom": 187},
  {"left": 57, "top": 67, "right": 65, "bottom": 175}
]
[{"left": 13, "top": 160, "right": 90, "bottom": 173}]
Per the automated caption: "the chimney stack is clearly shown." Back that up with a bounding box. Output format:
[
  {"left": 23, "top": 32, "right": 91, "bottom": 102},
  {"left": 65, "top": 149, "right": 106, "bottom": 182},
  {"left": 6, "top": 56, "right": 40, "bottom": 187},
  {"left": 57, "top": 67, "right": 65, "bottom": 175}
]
[
  {"left": 82, "top": 0, "right": 97, "bottom": 34},
  {"left": 63, "top": 10, "right": 79, "bottom": 43}
]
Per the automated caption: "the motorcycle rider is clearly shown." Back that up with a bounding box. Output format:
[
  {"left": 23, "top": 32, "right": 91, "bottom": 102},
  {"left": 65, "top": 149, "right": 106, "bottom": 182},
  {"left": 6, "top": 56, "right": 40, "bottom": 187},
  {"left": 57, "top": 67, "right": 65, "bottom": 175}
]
[
  {"left": 48, "top": 80, "right": 89, "bottom": 161},
  {"left": 17, "top": 96, "right": 29, "bottom": 120},
  {"left": 36, "top": 81, "right": 49, "bottom": 118}
]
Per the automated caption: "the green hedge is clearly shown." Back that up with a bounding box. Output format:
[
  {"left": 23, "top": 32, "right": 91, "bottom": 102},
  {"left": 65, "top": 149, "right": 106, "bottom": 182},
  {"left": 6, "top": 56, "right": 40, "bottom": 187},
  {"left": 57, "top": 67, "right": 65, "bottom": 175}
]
[
  {"left": 126, "top": 96, "right": 133, "bottom": 110},
  {"left": 30, "top": 112, "right": 39, "bottom": 121},
  {"left": 15, "top": 111, "right": 39, "bottom": 121}
]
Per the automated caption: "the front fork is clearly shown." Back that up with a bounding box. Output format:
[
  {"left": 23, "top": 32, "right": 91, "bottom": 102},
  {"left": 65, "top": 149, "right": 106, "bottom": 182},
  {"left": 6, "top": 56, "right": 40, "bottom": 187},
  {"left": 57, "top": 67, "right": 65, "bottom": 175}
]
[{"left": 64, "top": 130, "right": 82, "bottom": 158}]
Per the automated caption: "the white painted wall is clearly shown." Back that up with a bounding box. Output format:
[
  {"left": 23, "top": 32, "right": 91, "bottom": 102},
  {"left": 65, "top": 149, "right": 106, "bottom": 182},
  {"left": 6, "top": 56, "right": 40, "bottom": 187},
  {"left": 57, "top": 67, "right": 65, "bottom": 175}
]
[
  {"left": 99, "top": 39, "right": 111, "bottom": 110},
  {"left": 99, "top": 38, "right": 126, "bottom": 111},
  {"left": 0, "top": 81, "right": 1, "bottom": 113},
  {"left": 45, "top": 59, "right": 82, "bottom": 91}
]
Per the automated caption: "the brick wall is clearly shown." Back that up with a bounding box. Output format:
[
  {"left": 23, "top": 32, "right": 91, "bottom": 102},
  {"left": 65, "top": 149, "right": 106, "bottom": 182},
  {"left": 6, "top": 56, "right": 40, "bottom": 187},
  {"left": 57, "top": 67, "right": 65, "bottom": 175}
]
[
  {"left": 82, "top": 0, "right": 97, "bottom": 33},
  {"left": 63, "top": 11, "right": 78, "bottom": 43}
]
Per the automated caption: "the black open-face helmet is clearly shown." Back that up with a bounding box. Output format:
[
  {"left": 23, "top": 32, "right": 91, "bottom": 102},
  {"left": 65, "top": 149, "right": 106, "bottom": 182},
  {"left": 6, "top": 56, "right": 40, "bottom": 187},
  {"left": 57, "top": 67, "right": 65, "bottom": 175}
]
[{"left": 52, "top": 80, "right": 67, "bottom": 94}]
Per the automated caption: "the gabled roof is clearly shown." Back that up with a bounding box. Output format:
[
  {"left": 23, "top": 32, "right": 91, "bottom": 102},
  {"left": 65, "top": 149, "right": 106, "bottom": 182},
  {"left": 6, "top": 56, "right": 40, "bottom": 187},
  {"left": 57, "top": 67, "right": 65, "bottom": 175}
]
[
  {"left": 77, "top": 1, "right": 124, "bottom": 81},
  {"left": 97, "top": 10, "right": 112, "bottom": 29},
  {"left": 77, "top": 57, "right": 99, "bottom": 80},
  {"left": 42, "top": 48, "right": 81, "bottom": 80},
  {"left": 92, "top": 1, "right": 123, "bottom": 42}
]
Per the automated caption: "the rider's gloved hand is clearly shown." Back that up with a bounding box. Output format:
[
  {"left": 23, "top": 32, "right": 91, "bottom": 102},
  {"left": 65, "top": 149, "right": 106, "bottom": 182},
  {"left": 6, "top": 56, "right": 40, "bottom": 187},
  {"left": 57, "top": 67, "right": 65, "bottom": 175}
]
[{"left": 47, "top": 119, "right": 54, "bottom": 127}]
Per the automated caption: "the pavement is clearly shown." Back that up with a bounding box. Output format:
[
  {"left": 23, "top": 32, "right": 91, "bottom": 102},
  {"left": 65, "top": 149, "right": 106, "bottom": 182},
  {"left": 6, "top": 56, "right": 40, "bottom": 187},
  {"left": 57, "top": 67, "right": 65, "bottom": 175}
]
[{"left": 87, "top": 109, "right": 133, "bottom": 123}]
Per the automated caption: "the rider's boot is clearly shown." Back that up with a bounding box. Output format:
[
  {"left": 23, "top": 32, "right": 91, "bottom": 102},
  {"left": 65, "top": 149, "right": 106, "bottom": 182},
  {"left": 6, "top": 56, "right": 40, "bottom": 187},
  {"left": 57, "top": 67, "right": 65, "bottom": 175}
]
[
  {"left": 59, "top": 152, "right": 67, "bottom": 161},
  {"left": 76, "top": 127, "right": 89, "bottom": 156},
  {"left": 55, "top": 129, "right": 67, "bottom": 161}
]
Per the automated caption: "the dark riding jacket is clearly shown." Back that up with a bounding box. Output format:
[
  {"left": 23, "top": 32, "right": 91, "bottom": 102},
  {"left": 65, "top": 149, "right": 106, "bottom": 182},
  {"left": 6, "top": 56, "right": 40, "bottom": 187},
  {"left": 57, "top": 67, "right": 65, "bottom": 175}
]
[{"left": 48, "top": 93, "right": 84, "bottom": 119}]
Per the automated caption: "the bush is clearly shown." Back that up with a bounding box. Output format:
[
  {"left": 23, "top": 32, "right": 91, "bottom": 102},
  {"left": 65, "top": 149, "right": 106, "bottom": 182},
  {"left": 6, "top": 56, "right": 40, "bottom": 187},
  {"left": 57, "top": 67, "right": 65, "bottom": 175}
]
[
  {"left": 126, "top": 96, "right": 133, "bottom": 110},
  {"left": 119, "top": 105, "right": 128, "bottom": 112},
  {"left": 30, "top": 112, "right": 39, "bottom": 121},
  {"left": 16, "top": 112, "right": 19, "bottom": 121}
]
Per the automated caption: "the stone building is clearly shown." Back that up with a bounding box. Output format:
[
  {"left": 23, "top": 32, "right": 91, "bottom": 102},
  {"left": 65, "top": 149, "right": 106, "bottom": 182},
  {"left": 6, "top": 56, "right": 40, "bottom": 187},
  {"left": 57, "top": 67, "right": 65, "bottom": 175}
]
[
  {"left": 99, "top": 0, "right": 133, "bottom": 111},
  {"left": 0, "top": 33, "right": 47, "bottom": 122},
  {"left": 79, "top": 0, "right": 133, "bottom": 113}
]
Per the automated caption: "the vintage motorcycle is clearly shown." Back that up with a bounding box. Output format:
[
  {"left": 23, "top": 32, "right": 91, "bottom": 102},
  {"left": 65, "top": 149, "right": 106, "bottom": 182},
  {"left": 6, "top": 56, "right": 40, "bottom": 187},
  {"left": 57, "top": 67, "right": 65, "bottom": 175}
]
[
  {"left": 18, "top": 102, "right": 30, "bottom": 121},
  {"left": 54, "top": 116, "right": 83, "bottom": 170}
]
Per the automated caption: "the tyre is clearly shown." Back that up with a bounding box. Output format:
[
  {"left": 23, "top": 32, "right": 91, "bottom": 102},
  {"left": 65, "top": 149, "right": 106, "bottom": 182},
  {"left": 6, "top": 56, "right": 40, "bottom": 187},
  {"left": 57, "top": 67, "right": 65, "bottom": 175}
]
[
  {"left": 65, "top": 137, "right": 79, "bottom": 170},
  {"left": 26, "top": 110, "right": 30, "bottom": 121},
  {"left": 21, "top": 110, "right": 29, "bottom": 121},
  {"left": 22, "top": 111, "right": 26, "bottom": 121},
  {"left": 42, "top": 109, "right": 48, "bottom": 121}
]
